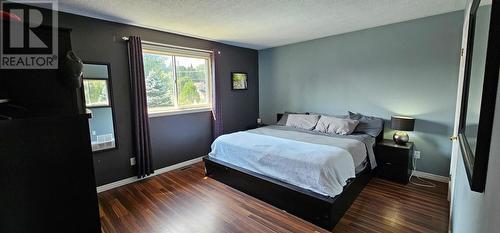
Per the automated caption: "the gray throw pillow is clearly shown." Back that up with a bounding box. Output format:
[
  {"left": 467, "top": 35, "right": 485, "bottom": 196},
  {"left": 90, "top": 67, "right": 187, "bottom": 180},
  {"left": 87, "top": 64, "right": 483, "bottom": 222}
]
[
  {"left": 276, "top": 111, "right": 307, "bottom": 125},
  {"left": 348, "top": 111, "right": 384, "bottom": 137},
  {"left": 314, "top": 115, "right": 359, "bottom": 135},
  {"left": 285, "top": 114, "right": 320, "bottom": 130}
]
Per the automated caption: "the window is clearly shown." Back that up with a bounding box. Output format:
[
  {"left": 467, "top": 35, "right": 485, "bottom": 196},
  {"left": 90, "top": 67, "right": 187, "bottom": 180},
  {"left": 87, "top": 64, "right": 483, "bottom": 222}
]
[
  {"left": 142, "top": 44, "right": 212, "bottom": 116},
  {"left": 81, "top": 63, "right": 117, "bottom": 152}
]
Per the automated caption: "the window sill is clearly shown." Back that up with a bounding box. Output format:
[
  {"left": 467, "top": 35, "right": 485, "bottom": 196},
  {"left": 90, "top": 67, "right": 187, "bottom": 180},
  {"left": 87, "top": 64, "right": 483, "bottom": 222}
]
[{"left": 148, "top": 107, "right": 213, "bottom": 118}]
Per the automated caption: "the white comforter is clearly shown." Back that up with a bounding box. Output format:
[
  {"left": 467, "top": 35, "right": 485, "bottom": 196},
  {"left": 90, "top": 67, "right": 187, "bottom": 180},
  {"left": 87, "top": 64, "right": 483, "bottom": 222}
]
[{"left": 208, "top": 131, "right": 356, "bottom": 197}]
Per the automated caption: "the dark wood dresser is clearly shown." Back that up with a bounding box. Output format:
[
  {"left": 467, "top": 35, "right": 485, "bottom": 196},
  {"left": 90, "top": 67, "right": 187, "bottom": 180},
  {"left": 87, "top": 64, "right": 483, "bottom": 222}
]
[{"left": 0, "top": 24, "right": 100, "bottom": 232}]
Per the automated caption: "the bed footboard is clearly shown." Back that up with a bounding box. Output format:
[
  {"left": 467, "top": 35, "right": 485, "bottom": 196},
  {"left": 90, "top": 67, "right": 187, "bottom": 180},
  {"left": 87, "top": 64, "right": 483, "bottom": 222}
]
[{"left": 203, "top": 156, "right": 372, "bottom": 230}]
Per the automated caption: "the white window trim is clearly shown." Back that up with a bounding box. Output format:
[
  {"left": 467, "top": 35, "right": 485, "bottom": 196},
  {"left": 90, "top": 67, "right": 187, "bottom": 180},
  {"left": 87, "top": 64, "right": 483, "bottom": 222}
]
[
  {"left": 142, "top": 43, "right": 214, "bottom": 117},
  {"left": 148, "top": 107, "right": 213, "bottom": 118}
]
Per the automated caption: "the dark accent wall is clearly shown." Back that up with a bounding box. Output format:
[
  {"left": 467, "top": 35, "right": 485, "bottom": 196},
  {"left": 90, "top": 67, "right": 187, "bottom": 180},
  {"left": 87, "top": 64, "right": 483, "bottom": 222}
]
[{"left": 53, "top": 11, "right": 258, "bottom": 186}]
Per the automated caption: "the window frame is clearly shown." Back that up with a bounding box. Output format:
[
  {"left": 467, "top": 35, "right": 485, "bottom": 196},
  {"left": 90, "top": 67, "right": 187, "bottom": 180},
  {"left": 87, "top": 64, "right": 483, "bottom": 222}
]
[
  {"left": 142, "top": 43, "right": 213, "bottom": 117},
  {"left": 81, "top": 62, "right": 119, "bottom": 153}
]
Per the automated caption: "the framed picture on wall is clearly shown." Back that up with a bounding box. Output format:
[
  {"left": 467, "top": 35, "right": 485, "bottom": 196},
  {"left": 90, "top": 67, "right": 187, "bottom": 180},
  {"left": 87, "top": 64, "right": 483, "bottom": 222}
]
[{"left": 231, "top": 72, "right": 248, "bottom": 90}]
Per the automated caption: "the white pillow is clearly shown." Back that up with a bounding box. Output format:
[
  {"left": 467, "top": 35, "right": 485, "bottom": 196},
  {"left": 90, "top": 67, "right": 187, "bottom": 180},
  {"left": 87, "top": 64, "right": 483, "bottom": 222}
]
[
  {"left": 285, "top": 114, "right": 320, "bottom": 130},
  {"left": 314, "top": 115, "right": 359, "bottom": 135}
]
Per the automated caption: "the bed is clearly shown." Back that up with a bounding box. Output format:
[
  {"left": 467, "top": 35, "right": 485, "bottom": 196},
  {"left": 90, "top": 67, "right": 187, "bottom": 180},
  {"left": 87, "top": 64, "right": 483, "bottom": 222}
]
[{"left": 204, "top": 114, "right": 383, "bottom": 230}]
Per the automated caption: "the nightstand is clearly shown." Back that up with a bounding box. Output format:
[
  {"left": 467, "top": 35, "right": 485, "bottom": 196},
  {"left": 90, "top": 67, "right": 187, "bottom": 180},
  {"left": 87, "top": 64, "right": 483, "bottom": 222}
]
[
  {"left": 247, "top": 123, "right": 268, "bottom": 130},
  {"left": 375, "top": 139, "right": 414, "bottom": 184},
  {"left": 257, "top": 123, "right": 268, "bottom": 128}
]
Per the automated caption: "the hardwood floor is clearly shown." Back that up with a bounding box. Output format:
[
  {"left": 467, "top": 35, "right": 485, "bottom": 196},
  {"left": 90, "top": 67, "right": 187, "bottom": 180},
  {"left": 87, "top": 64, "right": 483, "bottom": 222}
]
[{"left": 98, "top": 162, "right": 449, "bottom": 233}]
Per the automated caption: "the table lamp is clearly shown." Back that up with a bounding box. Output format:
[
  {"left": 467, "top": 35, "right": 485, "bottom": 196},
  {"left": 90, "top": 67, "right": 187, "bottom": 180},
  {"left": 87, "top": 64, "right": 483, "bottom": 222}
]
[{"left": 391, "top": 116, "right": 415, "bottom": 144}]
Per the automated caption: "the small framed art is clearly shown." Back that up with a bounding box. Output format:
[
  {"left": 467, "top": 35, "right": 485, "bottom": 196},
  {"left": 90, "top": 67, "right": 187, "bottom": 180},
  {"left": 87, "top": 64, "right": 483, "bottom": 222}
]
[{"left": 231, "top": 72, "right": 248, "bottom": 90}]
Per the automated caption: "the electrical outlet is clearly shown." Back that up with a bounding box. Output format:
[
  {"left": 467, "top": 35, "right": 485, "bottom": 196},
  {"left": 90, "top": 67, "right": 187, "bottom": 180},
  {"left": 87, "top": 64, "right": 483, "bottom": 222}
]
[
  {"left": 414, "top": 151, "right": 421, "bottom": 159},
  {"left": 130, "top": 157, "right": 136, "bottom": 166}
]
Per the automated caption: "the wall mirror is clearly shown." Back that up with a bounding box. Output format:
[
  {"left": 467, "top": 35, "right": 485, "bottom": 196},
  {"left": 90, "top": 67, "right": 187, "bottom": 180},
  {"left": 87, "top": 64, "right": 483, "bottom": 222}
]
[
  {"left": 458, "top": 0, "right": 498, "bottom": 192},
  {"left": 81, "top": 62, "right": 118, "bottom": 152}
]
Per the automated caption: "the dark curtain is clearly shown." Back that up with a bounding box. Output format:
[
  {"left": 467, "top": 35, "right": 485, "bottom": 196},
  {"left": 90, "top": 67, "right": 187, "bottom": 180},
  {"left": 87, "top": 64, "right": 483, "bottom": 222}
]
[
  {"left": 212, "top": 49, "right": 223, "bottom": 139},
  {"left": 127, "top": 36, "right": 154, "bottom": 178}
]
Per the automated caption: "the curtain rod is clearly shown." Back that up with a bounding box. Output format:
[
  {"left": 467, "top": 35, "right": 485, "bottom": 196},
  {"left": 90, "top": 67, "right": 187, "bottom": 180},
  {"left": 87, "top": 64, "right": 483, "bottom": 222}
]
[{"left": 122, "top": 36, "right": 213, "bottom": 54}]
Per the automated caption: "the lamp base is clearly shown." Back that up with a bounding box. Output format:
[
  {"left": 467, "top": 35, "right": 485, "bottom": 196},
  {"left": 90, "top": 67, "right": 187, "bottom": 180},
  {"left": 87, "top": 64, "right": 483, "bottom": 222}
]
[{"left": 393, "top": 131, "right": 409, "bottom": 145}]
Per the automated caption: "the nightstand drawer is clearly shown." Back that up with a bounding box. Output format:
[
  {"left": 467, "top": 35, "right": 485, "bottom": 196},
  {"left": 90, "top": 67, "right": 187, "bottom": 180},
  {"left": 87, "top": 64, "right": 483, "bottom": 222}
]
[
  {"left": 377, "top": 163, "right": 409, "bottom": 184},
  {"left": 376, "top": 147, "right": 409, "bottom": 166}
]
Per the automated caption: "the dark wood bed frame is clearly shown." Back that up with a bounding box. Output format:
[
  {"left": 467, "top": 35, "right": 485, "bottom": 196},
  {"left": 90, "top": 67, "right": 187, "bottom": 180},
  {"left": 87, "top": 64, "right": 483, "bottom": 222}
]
[{"left": 204, "top": 113, "right": 383, "bottom": 230}]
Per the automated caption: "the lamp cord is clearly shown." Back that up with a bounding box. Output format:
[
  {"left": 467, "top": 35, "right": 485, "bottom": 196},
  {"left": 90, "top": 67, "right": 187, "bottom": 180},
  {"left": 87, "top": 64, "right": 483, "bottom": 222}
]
[{"left": 409, "top": 156, "right": 436, "bottom": 188}]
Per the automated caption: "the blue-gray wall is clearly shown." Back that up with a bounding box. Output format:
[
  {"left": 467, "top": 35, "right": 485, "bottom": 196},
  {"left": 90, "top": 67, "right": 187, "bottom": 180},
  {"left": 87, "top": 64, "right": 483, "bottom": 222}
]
[
  {"left": 259, "top": 11, "right": 464, "bottom": 176},
  {"left": 450, "top": 5, "right": 500, "bottom": 233},
  {"left": 451, "top": 79, "right": 500, "bottom": 232}
]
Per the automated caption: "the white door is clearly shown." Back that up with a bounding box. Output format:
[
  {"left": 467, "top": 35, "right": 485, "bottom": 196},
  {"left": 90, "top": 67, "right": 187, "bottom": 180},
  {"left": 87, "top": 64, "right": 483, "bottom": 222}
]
[
  {"left": 449, "top": 1, "right": 472, "bottom": 199},
  {"left": 448, "top": 0, "right": 473, "bottom": 227}
]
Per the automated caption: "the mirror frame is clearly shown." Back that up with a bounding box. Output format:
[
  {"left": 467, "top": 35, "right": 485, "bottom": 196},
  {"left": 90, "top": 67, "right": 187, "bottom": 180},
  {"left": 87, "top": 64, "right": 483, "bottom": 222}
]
[
  {"left": 458, "top": 0, "right": 499, "bottom": 192},
  {"left": 81, "top": 61, "right": 119, "bottom": 153}
]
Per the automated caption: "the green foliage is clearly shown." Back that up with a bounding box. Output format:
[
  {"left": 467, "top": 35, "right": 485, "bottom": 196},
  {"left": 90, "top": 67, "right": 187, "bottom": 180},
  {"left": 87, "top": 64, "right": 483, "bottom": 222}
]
[
  {"left": 143, "top": 54, "right": 174, "bottom": 108},
  {"left": 232, "top": 73, "right": 246, "bottom": 81},
  {"left": 178, "top": 76, "right": 201, "bottom": 106}
]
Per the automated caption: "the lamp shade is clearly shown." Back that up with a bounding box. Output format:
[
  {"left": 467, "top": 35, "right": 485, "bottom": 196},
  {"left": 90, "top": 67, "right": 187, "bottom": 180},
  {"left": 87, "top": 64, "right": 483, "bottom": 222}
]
[{"left": 391, "top": 116, "right": 415, "bottom": 131}]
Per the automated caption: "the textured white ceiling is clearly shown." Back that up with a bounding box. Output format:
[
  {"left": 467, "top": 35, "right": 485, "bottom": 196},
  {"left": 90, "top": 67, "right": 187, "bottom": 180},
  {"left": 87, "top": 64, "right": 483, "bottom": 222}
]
[{"left": 56, "top": 0, "right": 468, "bottom": 50}]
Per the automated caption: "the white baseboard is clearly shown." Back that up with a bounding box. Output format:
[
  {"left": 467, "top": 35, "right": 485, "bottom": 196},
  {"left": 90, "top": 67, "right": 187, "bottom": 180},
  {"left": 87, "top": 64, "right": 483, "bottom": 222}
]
[
  {"left": 96, "top": 156, "right": 204, "bottom": 193},
  {"left": 412, "top": 170, "right": 449, "bottom": 183}
]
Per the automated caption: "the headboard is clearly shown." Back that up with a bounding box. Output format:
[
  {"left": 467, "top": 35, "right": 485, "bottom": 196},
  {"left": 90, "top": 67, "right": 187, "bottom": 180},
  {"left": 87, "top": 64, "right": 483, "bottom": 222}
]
[
  {"left": 376, "top": 122, "right": 384, "bottom": 143},
  {"left": 276, "top": 113, "right": 385, "bottom": 142},
  {"left": 276, "top": 113, "right": 284, "bottom": 122}
]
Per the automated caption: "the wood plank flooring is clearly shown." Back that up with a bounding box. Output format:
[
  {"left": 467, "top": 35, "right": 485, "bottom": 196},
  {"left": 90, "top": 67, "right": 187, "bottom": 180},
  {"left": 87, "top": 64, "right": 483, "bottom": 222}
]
[{"left": 98, "top": 162, "right": 449, "bottom": 233}]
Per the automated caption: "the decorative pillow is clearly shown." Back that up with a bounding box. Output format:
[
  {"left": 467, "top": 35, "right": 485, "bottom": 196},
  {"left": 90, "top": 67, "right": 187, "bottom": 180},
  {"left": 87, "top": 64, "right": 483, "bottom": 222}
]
[
  {"left": 314, "top": 115, "right": 359, "bottom": 135},
  {"left": 348, "top": 111, "right": 384, "bottom": 137},
  {"left": 285, "top": 114, "right": 320, "bottom": 130},
  {"left": 276, "top": 111, "right": 307, "bottom": 125}
]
